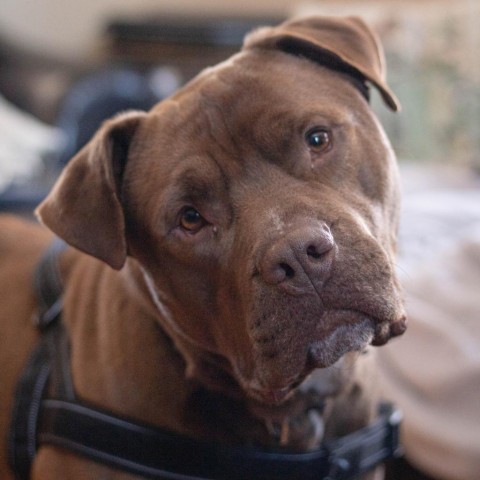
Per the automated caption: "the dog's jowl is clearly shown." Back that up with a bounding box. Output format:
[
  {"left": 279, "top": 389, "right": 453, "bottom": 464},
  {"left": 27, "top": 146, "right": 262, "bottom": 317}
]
[{"left": 0, "top": 16, "right": 406, "bottom": 480}]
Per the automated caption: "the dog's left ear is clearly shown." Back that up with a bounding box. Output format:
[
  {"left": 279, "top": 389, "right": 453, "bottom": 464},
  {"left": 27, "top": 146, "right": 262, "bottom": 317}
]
[
  {"left": 36, "top": 111, "right": 147, "bottom": 270},
  {"left": 243, "top": 16, "right": 400, "bottom": 111}
]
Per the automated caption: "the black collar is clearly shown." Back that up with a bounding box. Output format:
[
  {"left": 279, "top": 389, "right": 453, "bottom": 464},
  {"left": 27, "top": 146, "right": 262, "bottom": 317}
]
[{"left": 9, "top": 239, "right": 403, "bottom": 479}]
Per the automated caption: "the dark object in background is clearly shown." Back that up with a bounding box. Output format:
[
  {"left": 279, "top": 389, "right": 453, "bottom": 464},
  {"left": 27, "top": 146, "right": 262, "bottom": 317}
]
[
  {"left": 106, "top": 16, "right": 284, "bottom": 81},
  {"left": 56, "top": 68, "right": 176, "bottom": 165}
]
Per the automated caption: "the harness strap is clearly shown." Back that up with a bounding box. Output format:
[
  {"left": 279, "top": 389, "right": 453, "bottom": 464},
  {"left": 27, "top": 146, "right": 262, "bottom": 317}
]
[
  {"left": 8, "top": 333, "right": 52, "bottom": 480},
  {"left": 8, "top": 238, "right": 69, "bottom": 480},
  {"left": 37, "top": 398, "right": 402, "bottom": 480}
]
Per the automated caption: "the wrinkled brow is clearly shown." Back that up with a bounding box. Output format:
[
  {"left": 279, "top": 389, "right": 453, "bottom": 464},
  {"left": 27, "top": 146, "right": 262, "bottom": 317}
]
[{"left": 171, "top": 163, "right": 226, "bottom": 205}]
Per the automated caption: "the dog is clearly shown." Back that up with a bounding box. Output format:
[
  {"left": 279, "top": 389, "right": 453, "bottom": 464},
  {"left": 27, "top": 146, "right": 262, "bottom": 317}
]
[{"left": 0, "top": 16, "right": 406, "bottom": 480}]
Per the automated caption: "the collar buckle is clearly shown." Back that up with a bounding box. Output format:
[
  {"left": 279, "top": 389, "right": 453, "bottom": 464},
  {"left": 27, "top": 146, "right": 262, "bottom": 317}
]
[{"left": 325, "top": 403, "right": 403, "bottom": 480}]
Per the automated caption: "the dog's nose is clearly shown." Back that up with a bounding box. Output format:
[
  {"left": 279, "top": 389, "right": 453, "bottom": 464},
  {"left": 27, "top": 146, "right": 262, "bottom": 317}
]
[{"left": 260, "top": 223, "right": 336, "bottom": 295}]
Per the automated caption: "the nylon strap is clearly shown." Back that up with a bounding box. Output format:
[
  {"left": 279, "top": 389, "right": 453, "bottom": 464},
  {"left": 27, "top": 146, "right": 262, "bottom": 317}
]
[{"left": 37, "top": 398, "right": 402, "bottom": 480}]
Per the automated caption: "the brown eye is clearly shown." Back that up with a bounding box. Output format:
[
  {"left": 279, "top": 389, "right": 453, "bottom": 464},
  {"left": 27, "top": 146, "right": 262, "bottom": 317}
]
[
  {"left": 179, "top": 207, "right": 206, "bottom": 232},
  {"left": 306, "top": 128, "right": 331, "bottom": 153}
]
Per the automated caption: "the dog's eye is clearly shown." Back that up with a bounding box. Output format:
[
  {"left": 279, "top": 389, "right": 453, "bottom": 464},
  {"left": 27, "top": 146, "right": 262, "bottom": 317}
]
[
  {"left": 179, "top": 207, "right": 207, "bottom": 233},
  {"left": 306, "top": 128, "right": 331, "bottom": 153}
]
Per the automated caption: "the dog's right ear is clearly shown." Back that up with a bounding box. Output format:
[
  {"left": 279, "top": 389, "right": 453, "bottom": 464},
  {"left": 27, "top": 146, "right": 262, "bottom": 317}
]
[
  {"left": 36, "top": 111, "right": 147, "bottom": 270},
  {"left": 243, "top": 16, "right": 400, "bottom": 111}
]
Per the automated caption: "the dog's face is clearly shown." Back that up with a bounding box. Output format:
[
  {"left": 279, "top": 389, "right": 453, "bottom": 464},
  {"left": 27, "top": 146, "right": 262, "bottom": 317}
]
[{"left": 38, "top": 16, "right": 406, "bottom": 405}]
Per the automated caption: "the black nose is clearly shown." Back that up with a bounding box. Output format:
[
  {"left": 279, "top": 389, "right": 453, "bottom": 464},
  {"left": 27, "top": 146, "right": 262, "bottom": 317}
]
[{"left": 260, "top": 223, "right": 336, "bottom": 295}]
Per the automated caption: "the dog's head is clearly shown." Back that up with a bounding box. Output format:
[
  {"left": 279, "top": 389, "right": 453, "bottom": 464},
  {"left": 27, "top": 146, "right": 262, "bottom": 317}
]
[{"left": 37, "top": 16, "right": 406, "bottom": 405}]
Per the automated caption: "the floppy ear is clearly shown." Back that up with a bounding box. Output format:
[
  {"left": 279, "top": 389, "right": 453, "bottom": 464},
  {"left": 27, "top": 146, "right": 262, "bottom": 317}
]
[
  {"left": 36, "top": 111, "right": 146, "bottom": 270},
  {"left": 243, "top": 16, "right": 400, "bottom": 111}
]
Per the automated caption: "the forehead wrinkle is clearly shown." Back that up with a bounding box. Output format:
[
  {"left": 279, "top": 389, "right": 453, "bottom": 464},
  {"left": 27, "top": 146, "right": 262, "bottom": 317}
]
[
  {"left": 200, "top": 91, "right": 243, "bottom": 159},
  {"left": 172, "top": 162, "right": 221, "bottom": 201},
  {"left": 198, "top": 91, "right": 247, "bottom": 190},
  {"left": 201, "top": 90, "right": 288, "bottom": 172}
]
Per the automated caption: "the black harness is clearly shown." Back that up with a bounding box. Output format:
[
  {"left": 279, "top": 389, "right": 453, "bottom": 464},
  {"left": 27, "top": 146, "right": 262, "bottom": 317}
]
[{"left": 8, "top": 240, "right": 403, "bottom": 480}]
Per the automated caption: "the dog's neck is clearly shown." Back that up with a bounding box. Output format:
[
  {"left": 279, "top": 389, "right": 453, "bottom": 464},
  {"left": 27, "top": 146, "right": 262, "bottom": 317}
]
[{"left": 61, "top": 254, "right": 371, "bottom": 451}]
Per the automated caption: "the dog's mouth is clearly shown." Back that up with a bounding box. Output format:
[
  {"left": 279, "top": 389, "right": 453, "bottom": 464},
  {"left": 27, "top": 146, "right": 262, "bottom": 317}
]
[
  {"left": 184, "top": 304, "right": 406, "bottom": 416},
  {"left": 248, "top": 379, "right": 303, "bottom": 405},
  {"left": 241, "top": 308, "right": 407, "bottom": 407},
  {"left": 371, "top": 314, "right": 408, "bottom": 345}
]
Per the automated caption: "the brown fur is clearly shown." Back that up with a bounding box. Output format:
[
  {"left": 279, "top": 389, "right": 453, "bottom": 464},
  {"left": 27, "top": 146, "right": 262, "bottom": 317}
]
[{"left": 0, "top": 16, "right": 406, "bottom": 479}]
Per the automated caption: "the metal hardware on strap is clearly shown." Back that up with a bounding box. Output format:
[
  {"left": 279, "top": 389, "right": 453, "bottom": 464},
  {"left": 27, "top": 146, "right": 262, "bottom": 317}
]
[{"left": 324, "top": 403, "right": 403, "bottom": 480}]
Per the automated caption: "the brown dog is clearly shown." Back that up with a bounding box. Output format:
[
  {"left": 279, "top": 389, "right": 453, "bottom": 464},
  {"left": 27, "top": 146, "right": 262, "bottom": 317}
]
[{"left": 0, "top": 16, "right": 406, "bottom": 480}]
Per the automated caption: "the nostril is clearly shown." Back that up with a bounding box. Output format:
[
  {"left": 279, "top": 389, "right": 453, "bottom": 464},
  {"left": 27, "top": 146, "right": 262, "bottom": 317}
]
[
  {"left": 306, "top": 224, "right": 335, "bottom": 259},
  {"left": 306, "top": 238, "right": 334, "bottom": 261},
  {"left": 279, "top": 262, "right": 295, "bottom": 279},
  {"left": 306, "top": 245, "right": 322, "bottom": 259}
]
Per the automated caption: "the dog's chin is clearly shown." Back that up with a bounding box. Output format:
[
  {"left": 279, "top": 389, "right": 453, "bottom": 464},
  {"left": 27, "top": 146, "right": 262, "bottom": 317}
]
[
  {"left": 241, "top": 312, "right": 375, "bottom": 406},
  {"left": 308, "top": 314, "right": 375, "bottom": 368},
  {"left": 245, "top": 382, "right": 328, "bottom": 450}
]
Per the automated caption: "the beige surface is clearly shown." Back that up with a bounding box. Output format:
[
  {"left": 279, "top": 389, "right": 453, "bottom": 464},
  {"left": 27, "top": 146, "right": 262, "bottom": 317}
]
[{"left": 377, "top": 170, "right": 480, "bottom": 480}]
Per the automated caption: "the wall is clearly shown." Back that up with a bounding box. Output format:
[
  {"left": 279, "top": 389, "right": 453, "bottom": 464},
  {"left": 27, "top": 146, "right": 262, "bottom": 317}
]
[{"left": 0, "top": 0, "right": 301, "bottom": 61}]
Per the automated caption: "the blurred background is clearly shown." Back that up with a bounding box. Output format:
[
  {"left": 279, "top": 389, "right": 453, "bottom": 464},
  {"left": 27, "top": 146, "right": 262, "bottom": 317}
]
[
  {"left": 1, "top": 0, "right": 480, "bottom": 181},
  {"left": 1, "top": 1, "right": 479, "bottom": 480}
]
